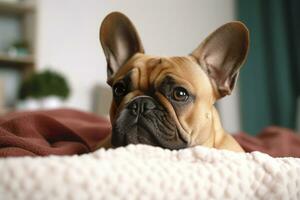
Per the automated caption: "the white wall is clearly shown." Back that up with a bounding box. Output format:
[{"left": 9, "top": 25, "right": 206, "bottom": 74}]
[{"left": 36, "top": 0, "right": 240, "bottom": 133}]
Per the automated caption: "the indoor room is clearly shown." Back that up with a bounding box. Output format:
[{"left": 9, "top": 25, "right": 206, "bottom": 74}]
[{"left": 0, "top": 0, "right": 300, "bottom": 199}]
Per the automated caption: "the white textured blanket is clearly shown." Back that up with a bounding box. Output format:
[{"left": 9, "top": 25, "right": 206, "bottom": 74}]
[{"left": 0, "top": 145, "right": 300, "bottom": 200}]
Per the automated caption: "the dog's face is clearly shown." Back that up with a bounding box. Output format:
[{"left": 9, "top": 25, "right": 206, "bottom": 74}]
[{"left": 100, "top": 12, "right": 249, "bottom": 149}]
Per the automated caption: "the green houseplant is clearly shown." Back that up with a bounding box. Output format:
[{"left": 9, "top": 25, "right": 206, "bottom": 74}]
[
  {"left": 18, "top": 69, "right": 71, "bottom": 110},
  {"left": 8, "top": 40, "right": 30, "bottom": 57}
]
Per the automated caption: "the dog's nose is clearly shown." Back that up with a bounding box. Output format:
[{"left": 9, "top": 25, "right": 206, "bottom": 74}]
[{"left": 128, "top": 97, "right": 156, "bottom": 115}]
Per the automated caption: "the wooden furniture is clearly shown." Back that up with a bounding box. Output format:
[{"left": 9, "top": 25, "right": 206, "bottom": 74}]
[
  {"left": 0, "top": 0, "right": 36, "bottom": 112},
  {"left": 0, "top": 0, "right": 36, "bottom": 77}
]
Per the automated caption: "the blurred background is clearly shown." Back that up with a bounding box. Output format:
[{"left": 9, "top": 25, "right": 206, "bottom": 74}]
[{"left": 0, "top": 0, "right": 299, "bottom": 135}]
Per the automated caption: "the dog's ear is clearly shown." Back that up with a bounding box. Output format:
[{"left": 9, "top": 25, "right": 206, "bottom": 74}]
[
  {"left": 100, "top": 12, "right": 144, "bottom": 81},
  {"left": 191, "top": 22, "right": 249, "bottom": 98}
]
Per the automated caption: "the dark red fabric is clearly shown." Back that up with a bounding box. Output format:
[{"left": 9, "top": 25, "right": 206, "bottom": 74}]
[
  {"left": 0, "top": 109, "right": 111, "bottom": 157},
  {"left": 1, "top": 109, "right": 299, "bottom": 158},
  {"left": 234, "top": 126, "right": 300, "bottom": 157}
]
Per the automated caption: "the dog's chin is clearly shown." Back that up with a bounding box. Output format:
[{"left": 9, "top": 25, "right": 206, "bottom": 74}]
[
  {"left": 116, "top": 125, "right": 160, "bottom": 146},
  {"left": 111, "top": 112, "right": 187, "bottom": 150},
  {"left": 112, "top": 125, "right": 187, "bottom": 150}
]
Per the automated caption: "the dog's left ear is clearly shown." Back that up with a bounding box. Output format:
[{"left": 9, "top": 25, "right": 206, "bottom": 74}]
[
  {"left": 100, "top": 12, "right": 144, "bottom": 82},
  {"left": 191, "top": 22, "right": 249, "bottom": 98}
]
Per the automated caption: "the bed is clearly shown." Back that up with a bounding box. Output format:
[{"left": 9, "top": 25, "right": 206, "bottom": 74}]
[
  {"left": 1, "top": 144, "right": 300, "bottom": 200},
  {"left": 0, "top": 109, "right": 300, "bottom": 200}
]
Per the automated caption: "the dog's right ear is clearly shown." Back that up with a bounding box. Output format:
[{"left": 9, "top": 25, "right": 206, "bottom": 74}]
[{"left": 100, "top": 12, "right": 144, "bottom": 82}]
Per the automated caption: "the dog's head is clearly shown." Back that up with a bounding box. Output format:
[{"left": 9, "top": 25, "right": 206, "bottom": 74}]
[{"left": 99, "top": 12, "right": 249, "bottom": 149}]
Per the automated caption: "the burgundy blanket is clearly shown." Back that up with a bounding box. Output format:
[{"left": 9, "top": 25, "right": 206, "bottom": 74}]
[
  {"left": 233, "top": 126, "right": 300, "bottom": 157},
  {"left": 0, "top": 108, "right": 299, "bottom": 158},
  {"left": 0, "top": 109, "right": 110, "bottom": 157}
]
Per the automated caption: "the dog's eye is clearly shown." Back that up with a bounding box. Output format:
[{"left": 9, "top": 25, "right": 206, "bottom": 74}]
[
  {"left": 172, "top": 87, "right": 189, "bottom": 101},
  {"left": 113, "top": 82, "right": 127, "bottom": 97}
]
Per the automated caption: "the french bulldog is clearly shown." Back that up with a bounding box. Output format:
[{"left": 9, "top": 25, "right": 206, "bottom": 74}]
[{"left": 99, "top": 12, "right": 249, "bottom": 152}]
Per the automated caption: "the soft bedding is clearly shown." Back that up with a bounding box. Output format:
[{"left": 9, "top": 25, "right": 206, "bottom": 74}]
[
  {"left": 1, "top": 109, "right": 300, "bottom": 200},
  {"left": 1, "top": 108, "right": 300, "bottom": 158},
  {"left": 1, "top": 144, "right": 300, "bottom": 200},
  {"left": 0, "top": 109, "right": 110, "bottom": 157}
]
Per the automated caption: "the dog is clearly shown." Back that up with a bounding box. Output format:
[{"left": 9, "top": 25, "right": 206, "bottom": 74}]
[{"left": 99, "top": 12, "right": 249, "bottom": 152}]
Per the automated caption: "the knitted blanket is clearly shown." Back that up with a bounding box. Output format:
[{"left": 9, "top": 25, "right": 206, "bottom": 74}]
[{"left": 1, "top": 145, "right": 300, "bottom": 200}]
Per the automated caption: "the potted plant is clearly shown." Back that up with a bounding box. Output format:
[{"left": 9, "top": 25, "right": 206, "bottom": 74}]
[
  {"left": 8, "top": 40, "right": 30, "bottom": 57},
  {"left": 17, "top": 69, "right": 71, "bottom": 110}
]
